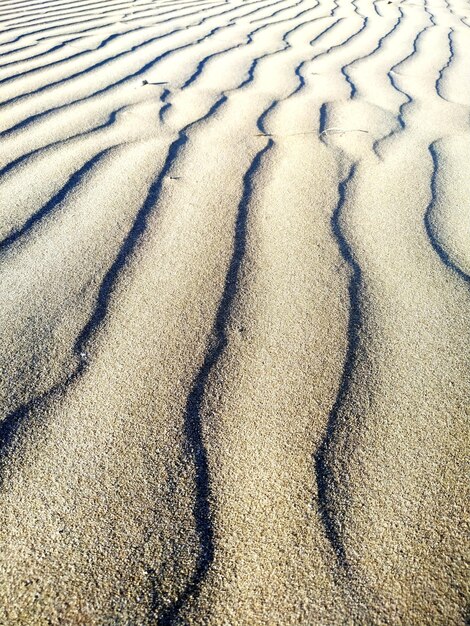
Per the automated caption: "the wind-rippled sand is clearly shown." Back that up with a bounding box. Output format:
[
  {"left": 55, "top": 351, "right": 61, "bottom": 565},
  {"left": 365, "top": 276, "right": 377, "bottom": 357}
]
[{"left": 0, "top": 0, "right": 469, "bottom": 623}]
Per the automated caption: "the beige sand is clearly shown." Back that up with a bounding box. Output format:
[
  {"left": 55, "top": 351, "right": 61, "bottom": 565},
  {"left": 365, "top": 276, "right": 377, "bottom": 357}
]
[{"left": 0, "top": 0, "right": 468, "bottom": 623}]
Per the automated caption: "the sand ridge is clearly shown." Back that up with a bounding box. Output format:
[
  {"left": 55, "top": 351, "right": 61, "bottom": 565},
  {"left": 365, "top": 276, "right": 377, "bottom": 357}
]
[{"left": 0, "top": 0, "right": 469, "bottom": 623}]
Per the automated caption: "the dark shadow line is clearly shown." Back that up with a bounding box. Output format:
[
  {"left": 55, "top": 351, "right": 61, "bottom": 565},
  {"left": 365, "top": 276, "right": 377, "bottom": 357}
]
[
  {"left": 425, "top": 143, "right": 469, "bottom": 284},
  {"left": 340, "top": 17, "right": 368, "bottom": 98},
  {"left": 235, "top": 15, "right": 318, "bottom": 90},
  {"left": 180, "top": 16, "right": 255, "bottom": 91},
  {"left": 233, "top": 0, "right": 288, "bottom": 21},
  {"left": 0, "top": 0, "right": 131, "bottom": 25},
  {"left": 345, "top": 6, "right": 404, "bottom": 99},
  {"left": 0, "top": 0, "right": 306, "bottom": 137},
  {"left": 0, "top": 23, "right": 188, "bottom": 107},
  {"left": 0, "top": 149, "right": 110, "bottom": 251},
  {"left": 0, "top": 46, "right": 89, "bottom": 85},
  {"left": 372, "top": 19, "right": 430, "bottom": 156},
  {"left": 0, "top": 0, "right": 125, "bottom": 16},
  {"left": 0, "top": 2, "right": 131, "bottom": 33},
  {"left": 0, "top": 93, "right": 229, "bottom": 526},
  {"left": 292, "top": 57, "right": 306, "bottom": 92},
  {"left": 159, "top": 87, "right": 172, "bottom": 122},
  {"left": 0, "top": 10, "right": 125, "bottom": 48},
  {"left": 0, "top": 22, "right": 148, "bottom": 85},
  {"left": 423, "top": 0, "right": 437, "bottom": 27},
  {"left": 256, "top": 31, "right": 321, "bottom": 136},
  {"left": 319, "top": 101, "right": 328, "bottom": 134},
  {"left": 435, "top": 28, "right": 454, "bottom": 101},
  {"left": 156, "top": 0, "right": 288, "bottom": 96},
  {"left": 0, "top": 41, "right": 70, "bottom": 71},
  {"left": 157, "top": 137, "right": 273, "bottom": 625},
  {"left": 257, "top": 98, "right": 278, "bottom": 133},
  {"left": 311, "top": 17, "right": 366, "bottom": 68},
  {"left": 0, "top": 0, "right": 136, "bottom": 24},
  {"left": 72, "top": 130, "right": 193, "bottom": 365},
  {"left": 250, "top": 0, "right": 306, "bottom": 23},
  {"left": 0, "top": 111, "right": 202, "bottom": 458},
  {"left": 0, "top": 107, "right": 122, "bottom": 180},
  {"left": 314, "top": 164, "right": 358, "bottom": 569},
  {"left": 5, "top": 3, "right": 221, "bottom": 81},
  {"left": 0, "top": 0, "right": 243, "bottom": 137},
  {"left": 1, "top": 0, "right": 204, "bottom": 42}
]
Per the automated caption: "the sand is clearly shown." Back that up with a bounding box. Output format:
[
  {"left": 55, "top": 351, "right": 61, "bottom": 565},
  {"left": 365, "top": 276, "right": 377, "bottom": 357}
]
[{"left": 0, "top": 0, "right": 469, "bottom": 623}]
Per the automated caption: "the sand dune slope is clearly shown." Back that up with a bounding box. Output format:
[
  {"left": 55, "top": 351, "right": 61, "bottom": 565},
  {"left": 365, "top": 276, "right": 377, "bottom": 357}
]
[{"left": 0, "top": 0, "right": 469, "bottom": 623}]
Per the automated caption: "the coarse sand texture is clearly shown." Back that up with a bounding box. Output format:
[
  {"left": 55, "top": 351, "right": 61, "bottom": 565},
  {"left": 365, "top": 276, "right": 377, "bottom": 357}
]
[{"left": 0, "top": 0, "right": 469, "bottom": 623}]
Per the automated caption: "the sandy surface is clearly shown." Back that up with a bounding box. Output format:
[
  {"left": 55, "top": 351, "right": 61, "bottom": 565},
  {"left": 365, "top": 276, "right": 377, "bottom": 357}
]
[{"left": 0, "top": 0, "right": 469, "bottom": 623}]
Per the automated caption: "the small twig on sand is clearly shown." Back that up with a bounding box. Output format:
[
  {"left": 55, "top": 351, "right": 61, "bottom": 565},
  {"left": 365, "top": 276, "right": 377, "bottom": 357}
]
[
  {"left": 254, "top": 128, "right": 370, "bottom": 138},
  {"left": 255, "top": 131, "right": 318, "bottom": 137},
  {"left": 320, "top": 127, "right": 369, "bottom": 137}
]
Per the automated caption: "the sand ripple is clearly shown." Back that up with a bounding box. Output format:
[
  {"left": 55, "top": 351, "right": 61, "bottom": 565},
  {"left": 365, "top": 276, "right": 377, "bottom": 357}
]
[{"left": 0, "top": 0, "right": 469, "bottom": 622}]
